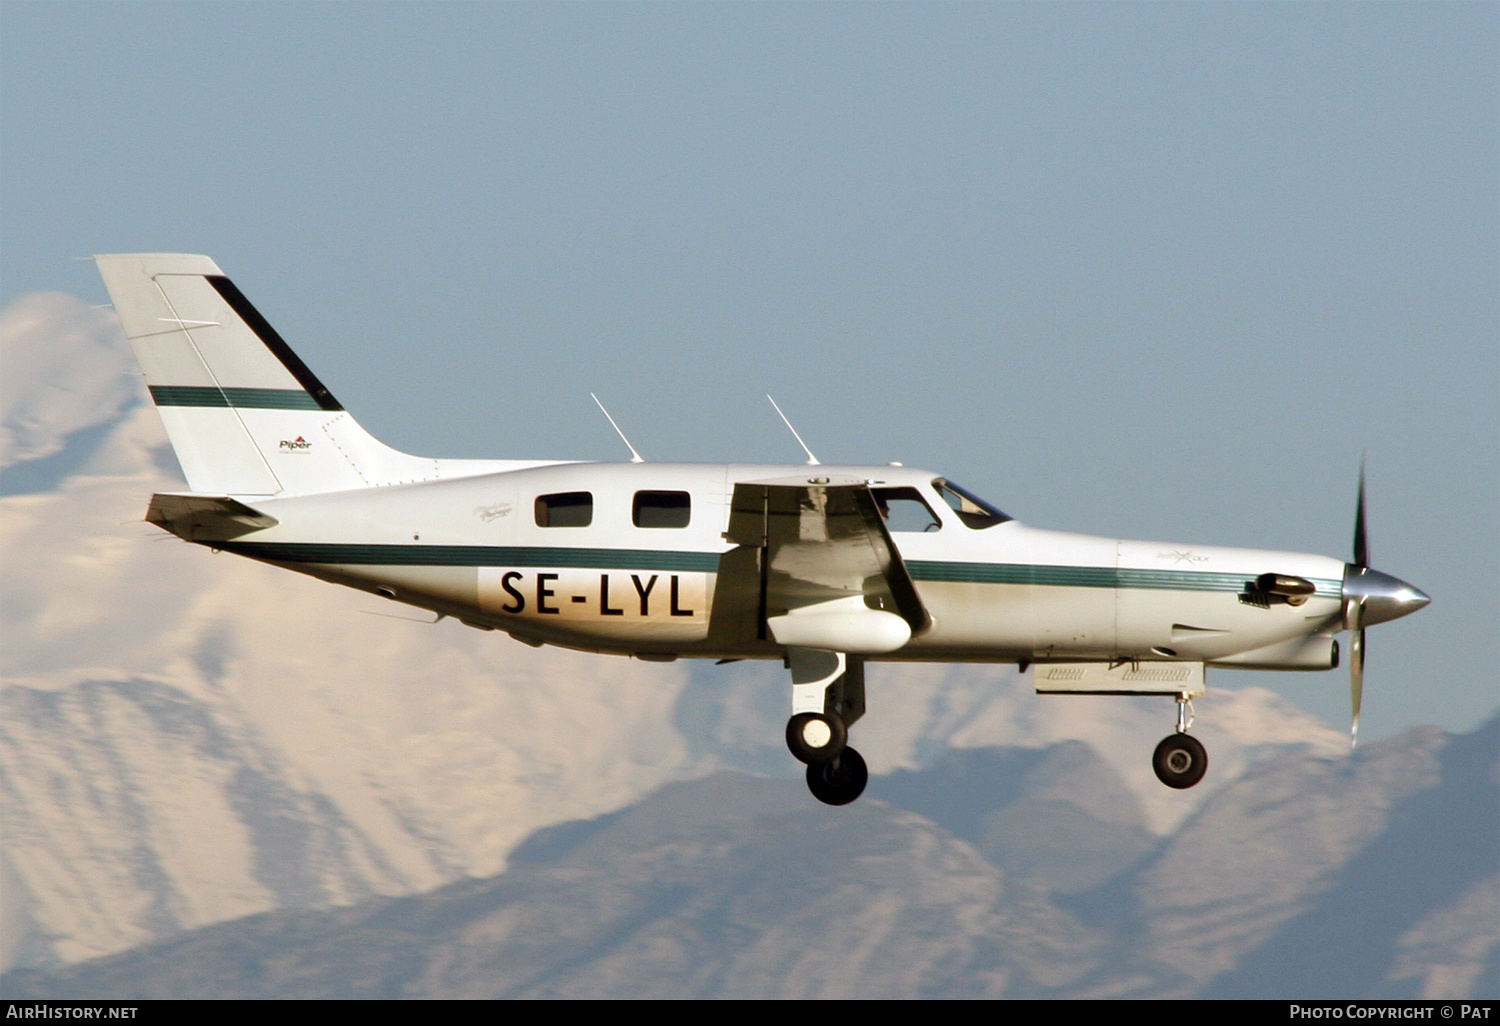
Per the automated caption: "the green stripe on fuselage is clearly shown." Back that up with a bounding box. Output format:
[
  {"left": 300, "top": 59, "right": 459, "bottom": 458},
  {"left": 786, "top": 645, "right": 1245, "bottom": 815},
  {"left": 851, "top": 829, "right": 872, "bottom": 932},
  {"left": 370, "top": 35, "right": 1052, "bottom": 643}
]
[
  {"left": 905, "top": 559, "right": 1342, "bottom": 597},
  {"left": 212, "top": 542, "right": 1341, "bottom": 597},
  {"left": 215, "top": 542, "right": 722, "bottom": 572},
  {"left": 149, "top": 386, "right": 322, "bottom": 410}
]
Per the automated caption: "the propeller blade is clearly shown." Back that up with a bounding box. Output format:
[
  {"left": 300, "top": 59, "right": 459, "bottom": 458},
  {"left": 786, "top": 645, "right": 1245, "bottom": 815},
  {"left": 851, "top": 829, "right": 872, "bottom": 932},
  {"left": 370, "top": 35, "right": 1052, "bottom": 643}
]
[
  {"left": 1347, "top": 456, "right": 1368, "bottom": 747},
  {"left": 1353, "top": 457, "right": 1369, "bottom": 570},
  {"left": 1348, "top": 599, "right": 1365, "bottom": 748}
]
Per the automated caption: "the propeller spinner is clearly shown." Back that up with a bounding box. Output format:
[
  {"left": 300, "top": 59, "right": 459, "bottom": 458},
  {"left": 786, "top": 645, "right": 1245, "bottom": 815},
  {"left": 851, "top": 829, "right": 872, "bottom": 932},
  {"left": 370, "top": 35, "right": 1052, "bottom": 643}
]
[{"left": 1341, "top": 461, "right": 1430, "bottom": 746}]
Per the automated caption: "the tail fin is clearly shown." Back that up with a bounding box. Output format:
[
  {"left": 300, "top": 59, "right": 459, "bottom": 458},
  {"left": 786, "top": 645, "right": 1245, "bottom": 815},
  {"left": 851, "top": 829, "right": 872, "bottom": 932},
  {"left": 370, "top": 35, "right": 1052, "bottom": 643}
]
[{"left": 96, "top": 254, "right": 445, "bottom": 496}]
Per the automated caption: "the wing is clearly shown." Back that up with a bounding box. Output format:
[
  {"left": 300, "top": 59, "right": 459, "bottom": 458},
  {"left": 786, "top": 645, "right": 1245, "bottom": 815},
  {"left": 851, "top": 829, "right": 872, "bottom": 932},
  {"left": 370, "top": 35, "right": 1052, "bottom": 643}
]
[{"left": 716, "top": 475, "right": 930, "bottom": 653}]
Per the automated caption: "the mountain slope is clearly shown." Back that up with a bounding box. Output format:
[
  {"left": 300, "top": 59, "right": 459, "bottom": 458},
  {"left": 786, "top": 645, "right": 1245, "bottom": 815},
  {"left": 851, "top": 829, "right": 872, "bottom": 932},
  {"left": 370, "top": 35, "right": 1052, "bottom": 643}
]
[{"left": 5, "top": 718, "right": 1494, "bottom": 999}]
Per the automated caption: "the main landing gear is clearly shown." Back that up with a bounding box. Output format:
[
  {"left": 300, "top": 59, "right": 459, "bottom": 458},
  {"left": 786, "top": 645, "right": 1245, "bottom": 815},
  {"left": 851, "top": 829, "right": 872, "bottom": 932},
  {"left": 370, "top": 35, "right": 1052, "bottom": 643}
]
[
  {"left": 1152, "top": 692, "right": 1208, "bottom": 789},
  {"left": 788, "top": 717, "right": 867, "bottom": 806},
  {"left": 785, "top": 649, "right": 868, "bottom": 805}
]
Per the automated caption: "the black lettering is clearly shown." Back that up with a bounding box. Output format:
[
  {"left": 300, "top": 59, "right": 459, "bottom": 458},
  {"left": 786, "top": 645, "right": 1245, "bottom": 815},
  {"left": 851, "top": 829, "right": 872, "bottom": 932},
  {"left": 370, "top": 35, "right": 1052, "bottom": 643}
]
[
  {"left": 500, "top": 571, "right": 525, "bottom": 613},
  {"left": 632, "top": 573, "right": 658, "bottom": 615},
  {"left": 670, "top": 574, "right": 694, "bottom": 616},
  {"left": 537, "top": 573, "right": 559, "bottom": 613},
  {"left": 600, "top": 574, "right": 624, "bottom": 615},
  {"left": 571, "top": 595, "right": 586, "bottom": 603}
]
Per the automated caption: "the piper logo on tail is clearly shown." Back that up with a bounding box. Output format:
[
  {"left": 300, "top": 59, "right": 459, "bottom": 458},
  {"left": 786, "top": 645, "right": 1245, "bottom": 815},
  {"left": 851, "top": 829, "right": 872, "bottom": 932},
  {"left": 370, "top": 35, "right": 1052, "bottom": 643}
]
[{"left": 278, "top": 436, "right": 312, "bottom": 452}]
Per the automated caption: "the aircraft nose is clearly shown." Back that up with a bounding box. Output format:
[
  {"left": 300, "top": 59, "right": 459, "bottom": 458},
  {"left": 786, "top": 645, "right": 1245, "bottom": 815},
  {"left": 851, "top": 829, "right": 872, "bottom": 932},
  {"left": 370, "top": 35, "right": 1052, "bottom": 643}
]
[{"left": 1343, "top": 566, "right": 1431, "bottom": 626}]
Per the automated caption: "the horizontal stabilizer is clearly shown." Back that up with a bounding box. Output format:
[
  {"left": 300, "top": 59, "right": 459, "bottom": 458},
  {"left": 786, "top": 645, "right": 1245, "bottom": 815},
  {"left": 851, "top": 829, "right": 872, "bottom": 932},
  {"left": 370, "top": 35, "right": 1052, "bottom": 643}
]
[{"left": 146, "top": 492, "right": 278, "bottom": 541}]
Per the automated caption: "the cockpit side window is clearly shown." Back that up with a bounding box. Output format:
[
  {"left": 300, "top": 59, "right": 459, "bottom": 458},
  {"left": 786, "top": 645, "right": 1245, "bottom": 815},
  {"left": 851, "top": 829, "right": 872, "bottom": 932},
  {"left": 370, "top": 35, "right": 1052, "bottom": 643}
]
[
  {"left": 535, "top": 491, "right": 593, "bottom": 527},
  {"left": 871, "top": 487, "right": 941, "bottom": 532},
  {"left": 932, "top": 478, "right": 1012, "bottom": 529}
]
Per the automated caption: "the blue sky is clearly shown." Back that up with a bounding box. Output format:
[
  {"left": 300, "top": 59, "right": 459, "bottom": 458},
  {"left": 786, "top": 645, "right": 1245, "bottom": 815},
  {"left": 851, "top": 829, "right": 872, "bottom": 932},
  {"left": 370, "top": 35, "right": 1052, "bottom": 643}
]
[{"left": 3, "top": 2, "right": 1495, "bottom": 740}]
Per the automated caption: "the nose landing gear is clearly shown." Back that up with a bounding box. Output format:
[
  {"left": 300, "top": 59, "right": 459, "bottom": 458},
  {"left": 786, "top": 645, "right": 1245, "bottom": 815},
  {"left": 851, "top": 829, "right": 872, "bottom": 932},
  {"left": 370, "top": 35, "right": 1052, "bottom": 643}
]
[{"left": 1152, "top": 693, "right": 1208, "bottom": 789}]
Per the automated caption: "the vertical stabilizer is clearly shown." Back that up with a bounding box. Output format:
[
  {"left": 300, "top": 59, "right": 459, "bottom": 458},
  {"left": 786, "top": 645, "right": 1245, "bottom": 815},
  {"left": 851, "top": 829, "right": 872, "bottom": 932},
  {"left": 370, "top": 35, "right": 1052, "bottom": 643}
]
[{"left": 96, "top": 254, "right": 445, "bottom": 496}]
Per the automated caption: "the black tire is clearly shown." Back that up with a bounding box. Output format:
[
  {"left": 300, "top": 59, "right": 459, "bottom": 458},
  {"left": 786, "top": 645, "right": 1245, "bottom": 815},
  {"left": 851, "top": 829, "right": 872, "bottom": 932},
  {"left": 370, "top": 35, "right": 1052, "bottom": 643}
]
[
  {"left": 785, "top": 712, "right": 847, "bottom": 765},
  {"left": 806, "top": 747, "right": 868, "bottom": 806},
  {"left": 1153, "top": 733, "right": 1208, "bottom": 789}
]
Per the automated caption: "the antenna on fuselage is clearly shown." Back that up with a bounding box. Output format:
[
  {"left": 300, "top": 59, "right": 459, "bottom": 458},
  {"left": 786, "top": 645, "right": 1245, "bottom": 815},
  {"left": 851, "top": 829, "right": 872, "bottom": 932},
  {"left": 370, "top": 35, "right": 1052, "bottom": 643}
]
[
  {"left": 590, "top": 393, "right": 644, "bottom": 463},
  {"left": 766, "top": 395, "right": 820, "bottom": 466}
]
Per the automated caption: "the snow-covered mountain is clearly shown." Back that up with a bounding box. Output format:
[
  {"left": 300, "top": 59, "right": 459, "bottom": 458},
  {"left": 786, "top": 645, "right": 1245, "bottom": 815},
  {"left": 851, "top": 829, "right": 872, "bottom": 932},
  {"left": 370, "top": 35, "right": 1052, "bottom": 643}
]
[
  {"left": 4, "top": 717, "right": 1495, "bottom": 998},
  {"left": 2, "top": 292, "right": 1448, "bottom": 986}
]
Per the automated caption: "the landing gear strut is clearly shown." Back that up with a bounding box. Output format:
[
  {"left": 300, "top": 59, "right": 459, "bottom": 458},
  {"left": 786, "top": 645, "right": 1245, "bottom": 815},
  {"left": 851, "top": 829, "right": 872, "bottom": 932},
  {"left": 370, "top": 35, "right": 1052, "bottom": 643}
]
[{"left": 1152, "top": 692, "right": 1208, "bottom": 789}]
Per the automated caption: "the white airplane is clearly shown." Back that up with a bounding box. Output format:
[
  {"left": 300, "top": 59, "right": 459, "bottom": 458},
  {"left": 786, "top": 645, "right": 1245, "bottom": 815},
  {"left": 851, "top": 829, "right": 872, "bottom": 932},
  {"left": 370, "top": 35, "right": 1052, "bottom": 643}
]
[{"left": 94, "top": 254, "right": 1431, "bottom": 805}]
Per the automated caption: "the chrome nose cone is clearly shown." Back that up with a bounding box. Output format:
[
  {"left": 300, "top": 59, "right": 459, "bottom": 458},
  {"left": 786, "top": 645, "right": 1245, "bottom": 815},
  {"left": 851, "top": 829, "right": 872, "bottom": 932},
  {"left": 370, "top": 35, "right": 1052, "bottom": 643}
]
[{"left": 1343, "top": 566, "right": 1431, "bottom": 626}]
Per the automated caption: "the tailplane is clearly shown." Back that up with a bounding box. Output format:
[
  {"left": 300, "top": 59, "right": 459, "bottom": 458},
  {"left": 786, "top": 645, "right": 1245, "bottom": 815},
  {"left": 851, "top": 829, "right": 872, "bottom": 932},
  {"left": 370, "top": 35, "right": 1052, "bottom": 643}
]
[{"left": 96, "top": 254, "right": 486, "bottom": 496}]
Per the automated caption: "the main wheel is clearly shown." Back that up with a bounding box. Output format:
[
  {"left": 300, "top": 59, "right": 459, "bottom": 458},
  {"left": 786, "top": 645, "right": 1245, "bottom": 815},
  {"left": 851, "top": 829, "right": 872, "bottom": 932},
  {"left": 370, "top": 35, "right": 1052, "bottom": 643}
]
[
  {"left": 806, "top": 747, "right": 868, "bottom": 806},
  {"left": 1152, "top": 733, "right": 1208, "bottom": 789},
  {"left": 786, "top": 712, "right": 847, "bottom": 764}
]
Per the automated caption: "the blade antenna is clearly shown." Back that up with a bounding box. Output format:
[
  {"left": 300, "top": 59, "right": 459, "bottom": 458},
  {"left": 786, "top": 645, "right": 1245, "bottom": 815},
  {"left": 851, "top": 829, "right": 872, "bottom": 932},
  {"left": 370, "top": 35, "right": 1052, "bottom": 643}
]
[
  {"left": 766, "top": 395, "right": 819, "bottom": 466},
  {"left": 590, "top": 393, "right": 644, "bottom": 463}
]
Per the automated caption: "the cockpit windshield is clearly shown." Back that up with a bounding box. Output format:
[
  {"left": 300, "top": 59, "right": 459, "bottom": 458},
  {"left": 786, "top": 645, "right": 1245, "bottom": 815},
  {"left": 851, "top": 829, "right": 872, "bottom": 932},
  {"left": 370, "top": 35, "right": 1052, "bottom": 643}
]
[{"left": 932, "top": 478, "right": 1012, "bottom": 529}]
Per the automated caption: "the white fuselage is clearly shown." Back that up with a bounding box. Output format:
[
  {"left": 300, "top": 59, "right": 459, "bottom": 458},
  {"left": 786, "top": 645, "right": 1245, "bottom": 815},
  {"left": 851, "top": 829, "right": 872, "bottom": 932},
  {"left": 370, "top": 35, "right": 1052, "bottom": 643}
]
[{"left": 212, "top": 461, "right": 1348, "bottom": 669}]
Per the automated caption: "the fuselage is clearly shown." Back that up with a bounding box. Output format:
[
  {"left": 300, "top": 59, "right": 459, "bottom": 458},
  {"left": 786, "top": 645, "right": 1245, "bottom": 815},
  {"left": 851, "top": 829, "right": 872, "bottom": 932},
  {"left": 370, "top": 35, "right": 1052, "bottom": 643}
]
[{"left": 203, "top": 460, "right": 1349, "bottom": 670}]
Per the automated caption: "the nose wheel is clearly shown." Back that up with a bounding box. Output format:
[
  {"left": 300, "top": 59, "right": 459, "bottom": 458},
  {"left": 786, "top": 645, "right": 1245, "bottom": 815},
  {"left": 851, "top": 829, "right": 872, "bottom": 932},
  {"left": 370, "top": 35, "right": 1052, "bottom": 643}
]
[
  {"left": 1152, "top": 693, "right": 1208, "bottom": 788},
  {"left": 1152, "top": 733, "right": 1208, "bottom": 788}
]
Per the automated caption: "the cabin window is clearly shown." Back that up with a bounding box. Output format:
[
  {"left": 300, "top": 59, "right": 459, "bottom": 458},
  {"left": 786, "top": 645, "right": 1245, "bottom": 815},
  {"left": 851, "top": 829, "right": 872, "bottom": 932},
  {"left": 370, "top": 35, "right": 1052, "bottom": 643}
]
[
  {"left": 535, "top": 491, "right": 593, "bottom": 527},
  {"left": 633, "top": 490, "right": 691, "bottom": 529},
  {"left": 871, "top": 487, "right": 941, "bottom": 532},
  {"left": 932, "top": 478, "right": 1012, "bottom": 529}
]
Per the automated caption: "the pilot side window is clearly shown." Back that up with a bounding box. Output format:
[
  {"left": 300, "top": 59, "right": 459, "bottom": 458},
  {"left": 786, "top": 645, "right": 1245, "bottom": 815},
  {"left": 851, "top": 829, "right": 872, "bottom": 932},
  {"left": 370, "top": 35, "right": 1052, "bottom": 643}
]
[
  {"left": 932, "top": 478, "right": 1012, "bottom": 529},
  {"left": 535, "top": 491, "right": 593, "bottom": 527},
  {"left": 633, "top": 490, "right": 691, "bottom": 529},
  {"left": 870, "top": 487, "right": 941, "bottom": 532}
]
